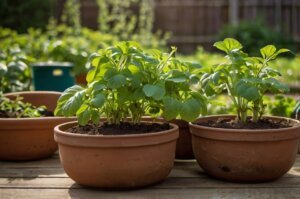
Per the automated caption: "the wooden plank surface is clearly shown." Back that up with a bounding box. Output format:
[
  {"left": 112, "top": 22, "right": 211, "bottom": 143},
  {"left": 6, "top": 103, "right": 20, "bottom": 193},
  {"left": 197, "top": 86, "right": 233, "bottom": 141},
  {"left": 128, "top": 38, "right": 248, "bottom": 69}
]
[{"left": 1, "top": 154, "right": 300, "bottom": 198}]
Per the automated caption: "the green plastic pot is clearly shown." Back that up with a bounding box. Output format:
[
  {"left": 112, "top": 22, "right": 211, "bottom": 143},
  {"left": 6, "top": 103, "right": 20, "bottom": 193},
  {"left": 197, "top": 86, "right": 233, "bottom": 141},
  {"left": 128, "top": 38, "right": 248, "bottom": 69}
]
[{"left": 31, "top": 62, "right": 75, "bottom": 92}]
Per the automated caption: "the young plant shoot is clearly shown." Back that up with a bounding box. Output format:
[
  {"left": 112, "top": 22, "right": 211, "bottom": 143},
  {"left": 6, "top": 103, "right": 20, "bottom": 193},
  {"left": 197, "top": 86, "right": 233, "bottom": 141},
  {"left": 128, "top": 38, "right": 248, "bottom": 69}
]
[
  {"left": 55, "top": 41, "right": 206, "bottom": 126},
  {"left": 201, "top": 38, "right": 290, "bottom": 124},
  {"left": 0, "top": 93, "right": 51, "bottom": 118}
]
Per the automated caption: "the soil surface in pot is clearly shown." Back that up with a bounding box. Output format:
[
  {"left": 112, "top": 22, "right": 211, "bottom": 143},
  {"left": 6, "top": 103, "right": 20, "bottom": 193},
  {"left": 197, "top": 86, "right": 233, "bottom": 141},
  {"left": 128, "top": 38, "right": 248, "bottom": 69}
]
[
  {"left": 0, "top": 109, "right": 54, "bottom": 118},
  {"left": 194, "top": 117, "right": 294, "bottom": 129},
  {"left": 67, "top": 122, "right": 171, "bottom": 135}
]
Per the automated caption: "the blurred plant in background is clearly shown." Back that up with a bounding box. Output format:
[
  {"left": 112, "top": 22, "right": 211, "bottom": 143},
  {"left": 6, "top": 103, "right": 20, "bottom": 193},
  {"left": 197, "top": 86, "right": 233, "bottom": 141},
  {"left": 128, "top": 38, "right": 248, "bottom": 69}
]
[
  {"left": 217, "top": 19, "right": 297, "bottom": 56},
  {"left": 0, "top": 47, "right": 31, "bottom": 93},
  {"left": 207, "top": 95, "right": 297, "bottom": 118},
  {"left": 0, "top": 0, "right": 53, "bottom": 33},
  {"left": 96, "top": 0, "right": 169, "bottom": 48}
]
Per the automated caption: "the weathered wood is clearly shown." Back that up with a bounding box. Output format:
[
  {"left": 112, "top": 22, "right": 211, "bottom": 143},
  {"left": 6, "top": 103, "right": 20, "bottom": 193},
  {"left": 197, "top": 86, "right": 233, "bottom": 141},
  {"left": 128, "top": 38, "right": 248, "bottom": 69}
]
[
  {"left": 1, "top": 154, "right": 300, "bottom": 198},
  {"left": 2, "top": 173, "right": 300, "bottom": 189},
  {"left": 1, "top": 188, "right": 300, "bottom": 199}
]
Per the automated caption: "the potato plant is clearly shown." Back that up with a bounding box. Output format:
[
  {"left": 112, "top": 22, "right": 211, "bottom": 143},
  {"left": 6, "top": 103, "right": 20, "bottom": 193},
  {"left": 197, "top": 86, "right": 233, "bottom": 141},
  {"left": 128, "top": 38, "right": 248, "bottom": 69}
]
[
  {"left": 55, "top": 41, "right": 206, "bottom": 125},
  {"left": 200, "top": 38, "right": 290, "bottom": 123}
]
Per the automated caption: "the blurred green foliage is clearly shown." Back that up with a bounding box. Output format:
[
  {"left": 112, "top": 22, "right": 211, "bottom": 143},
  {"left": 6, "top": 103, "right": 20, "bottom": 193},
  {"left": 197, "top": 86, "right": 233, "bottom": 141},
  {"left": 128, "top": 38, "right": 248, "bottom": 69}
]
[
  {"left": 207, "top": 95, "right": 297, "bottom": 118},
  {"left": 0, "top": 0, "right": 54, "bottom": 33},
  {"left": 217, "top": 19, "right": 297, "bottom": 56},
  {"left": 0, "top": 24, "right": 117, "bottom": 76},
  {"left": 181, "top": 47, "right": 299, "bottom": 86},
  {"left": 0, "top": 46, "right": 31, "bottom": 93},
  {"left": 96, "top": 0, "right": 169, "bottom": 48}
]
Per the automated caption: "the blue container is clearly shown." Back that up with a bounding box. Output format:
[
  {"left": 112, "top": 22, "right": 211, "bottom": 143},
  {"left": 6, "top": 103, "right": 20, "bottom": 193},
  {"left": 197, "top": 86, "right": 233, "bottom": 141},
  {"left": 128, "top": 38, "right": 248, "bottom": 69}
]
[{"left": 31, "top": 62, "right": 75, "bottom": 92}]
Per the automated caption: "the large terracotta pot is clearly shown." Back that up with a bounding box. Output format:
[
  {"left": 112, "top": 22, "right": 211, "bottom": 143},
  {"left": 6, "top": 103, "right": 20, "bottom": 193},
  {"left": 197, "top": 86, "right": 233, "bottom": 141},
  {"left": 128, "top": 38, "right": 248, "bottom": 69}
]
[
  {"left": 54, "top": 121, "right": 179, "bottom": 188},
  {"left": 0, "top": 91, "right": 75, "bottom": 161},
  {"left": 189, "top": 115, "right": 300, "bottom": 182},
  {"left": 170, "top": 119, "right": 194, "bottom": 159}
]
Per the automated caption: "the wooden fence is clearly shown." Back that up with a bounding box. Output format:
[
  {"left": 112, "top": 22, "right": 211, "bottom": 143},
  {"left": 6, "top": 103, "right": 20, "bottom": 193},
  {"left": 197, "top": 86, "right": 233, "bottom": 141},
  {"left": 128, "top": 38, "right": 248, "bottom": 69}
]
[{"left": 56, "top": 0, "right": 300, "bottom": 53}]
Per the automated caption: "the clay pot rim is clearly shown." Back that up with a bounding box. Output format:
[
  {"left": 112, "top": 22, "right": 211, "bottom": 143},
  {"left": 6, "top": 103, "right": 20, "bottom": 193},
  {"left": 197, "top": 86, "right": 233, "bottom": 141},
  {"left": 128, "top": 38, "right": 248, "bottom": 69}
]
[
  {"left": 0, "top": 116, "right": 74, "bottom": 121},
  {"left": 190, "top": 114, "right": 300, "bottom": 133},
  {"left": 4, "top": 91, "right": 62, "bottom": 97},
  {"left": 55, "top": 120, "right": 179, "bottom": 139},
  {"left": 189, "top": 115, "right": 300, "bottom": 141}
]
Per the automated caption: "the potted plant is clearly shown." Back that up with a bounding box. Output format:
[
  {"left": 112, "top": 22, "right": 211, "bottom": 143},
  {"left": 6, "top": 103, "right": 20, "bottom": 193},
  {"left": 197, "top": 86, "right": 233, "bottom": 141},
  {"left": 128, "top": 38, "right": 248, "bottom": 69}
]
[
  {"left": 0, "top": 91, "right": 74, "bottom": 161},
  {"left": 160, "top": 57, "right": 207, "bottom": 159},
  {"left": 189, "top": 38, "right": 300, "bottom": 182},
  {"left": 54, "top": 41, "right": 206, "bottom": 188}
]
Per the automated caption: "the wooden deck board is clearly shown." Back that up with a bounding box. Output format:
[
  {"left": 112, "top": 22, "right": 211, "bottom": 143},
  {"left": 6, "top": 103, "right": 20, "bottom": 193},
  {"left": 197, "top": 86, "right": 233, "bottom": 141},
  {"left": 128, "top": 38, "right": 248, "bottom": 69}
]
[{"left": 1, "top": 154, "right": 300, "bottom": 198}]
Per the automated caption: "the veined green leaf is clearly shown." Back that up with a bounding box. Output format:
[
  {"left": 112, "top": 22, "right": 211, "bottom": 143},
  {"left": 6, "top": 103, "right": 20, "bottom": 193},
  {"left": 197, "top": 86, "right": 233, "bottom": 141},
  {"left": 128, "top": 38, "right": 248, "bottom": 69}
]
[
  {"left": 163, "top": 96, "right": 181, "bottom": 121},
  {"left": 180, "top": 98, "right": 201, "bottom": 122},
  {"left": 77, "top": 106, "right": 92, "bottom": 125},
  {"left": 143, "top": 84, "right": 165, "bottom": 100},
  {"left": 92, "top": 93, "right": 105, "bottom": 107},
  {"left": 61, "top": 89, "right": 86, "bottom": 117},
  {"left": 107, "top": 74, "right": 126, "bottom": 89},
  {"left": 260, "top": 45, "right": 276, "bottom": 59},
  {"left": 235, "top": 81, "right": 260, "bottom": 101},
  {"left": 214, "top": 38, "right": 242, "bottom": 53}
]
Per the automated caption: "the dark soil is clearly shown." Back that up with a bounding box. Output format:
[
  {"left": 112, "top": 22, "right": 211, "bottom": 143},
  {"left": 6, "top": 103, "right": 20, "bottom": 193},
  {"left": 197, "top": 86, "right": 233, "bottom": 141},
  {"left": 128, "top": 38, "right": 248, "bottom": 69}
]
[
  {"left": 67, "top": 122, "right": 171, "bottom": 135},
  {"left": 194, "top": 117, "right": 294, "bottom": 129},
  {"left": 0, "top": 109, "right": 54, "bottom": 118}
]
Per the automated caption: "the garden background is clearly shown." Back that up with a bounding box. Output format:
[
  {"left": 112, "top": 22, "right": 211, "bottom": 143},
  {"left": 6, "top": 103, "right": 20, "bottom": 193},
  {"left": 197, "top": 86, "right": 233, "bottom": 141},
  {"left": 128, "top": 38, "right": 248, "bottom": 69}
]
[{"left": 1, "top": 0, "right": 299, "bottom": 117}]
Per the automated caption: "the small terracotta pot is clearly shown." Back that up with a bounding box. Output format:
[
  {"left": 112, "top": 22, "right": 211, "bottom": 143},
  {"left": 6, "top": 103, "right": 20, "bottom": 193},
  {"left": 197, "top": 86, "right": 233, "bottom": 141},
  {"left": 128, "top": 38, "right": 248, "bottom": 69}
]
[
  {"left": 0, "top": 91, "right": 75, "bottom": 161},
  {"left": 170, "top": 119, "right": 194, "bottom": 159},
  {"left": 54, "top": 121, "right": 179, "bottom": 188},
  {"left": 189, "top": 115, "right": 300, "bottom": 182}
]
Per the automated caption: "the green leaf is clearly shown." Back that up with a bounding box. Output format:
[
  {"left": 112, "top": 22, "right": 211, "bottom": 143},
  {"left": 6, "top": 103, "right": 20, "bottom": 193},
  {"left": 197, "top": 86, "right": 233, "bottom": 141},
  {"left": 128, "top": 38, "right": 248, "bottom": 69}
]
[
  {"left": 0, "top": 63, "right": 7, "bottom": 76},
  {"left": 55, "top": 85, "right": 85, "bottom": 116},
  {"left": 132, "top": 88, "right": 145, "bottom": 100},
  {"left": 90, "top": 82, "right": 105, "bottom": 92},
  {"left": 163, "top": 96, "right": 181, "bottom": 121},
  {"left": 262, "top": 67, "right": 282, "bottom": 77},
  {"left": 88, "top": 52, "right": 100, "bottom": 64},
  {"left": 180, "top": 98, "right": 201, "bottom": 122},
  {"left": 260, "top": 45, "right": 276, "bottom": 59},
  {"left": 91, "top": 109, "right": 101, "bottom": 124},
  {"left": 86, "top": 68, "right": 97, "bottom": 83},
  {"left": 264, "top": 78, "right": 289, "bottom": 93},
  {"left": 104, "top": 68, "right": 118, "bottom": 81},
  {"left": 211, "top": 72, "right": 220, "bottom": 84},
  {"left": 143, "top": 84, "right": 166, "bottom": 100},
  {"left": 62, "top": 89, "right": 86, "bottom": 117},
  {"left": 57, "top": 85, "right": 84, "bottom": 104},
  {"left": 92, "top": 93, "right": 105, "bottom": 107},
  {"left": 77, "top": 106, "right": 92, "bottom": 126},
  {"left": 189, "top": 74, "right": 200, "bottom": 85},
  {"left": 128, "top": 65, "right": 140, "bottom": 74},
  {"left": 107, "top": 74, "right": 126, "bottom": 89},
  {"left": 213, "top": 38, "right": 242, "bottom": 53},
  {"left": 235, "top": 81, "right": 260, "bottom": 101}
]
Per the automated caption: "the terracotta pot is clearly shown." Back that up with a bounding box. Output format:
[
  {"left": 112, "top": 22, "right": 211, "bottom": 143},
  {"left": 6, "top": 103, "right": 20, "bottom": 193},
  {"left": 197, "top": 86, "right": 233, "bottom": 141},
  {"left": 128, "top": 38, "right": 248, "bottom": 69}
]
[
  {"left": 141, "top": 117, "right": 194, "bottom": 160},
  {"left": 54, "top": 121, "right": 179, "bottom": 188},
  {"left": 170, "top": 119, "right": 194, "bottom": 159},
  {"left": 0, "top": 91, "right": 75, "bottom": 161},
  {"left": 189, "top": 115, "right": 300, "bottom": 182}
]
